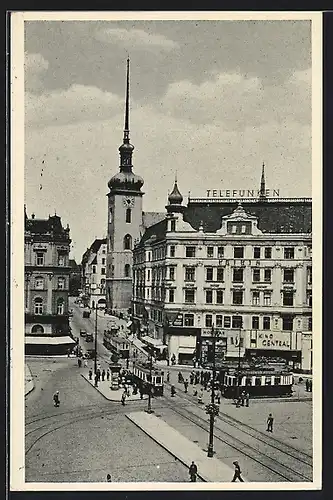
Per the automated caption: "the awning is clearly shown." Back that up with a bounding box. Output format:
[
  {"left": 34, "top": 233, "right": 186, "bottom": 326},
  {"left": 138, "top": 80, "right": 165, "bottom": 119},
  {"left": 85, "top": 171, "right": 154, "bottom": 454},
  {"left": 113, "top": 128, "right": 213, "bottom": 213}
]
[
  {"left": 141, "top": 336, "right": 167, "bottom": 350},
  {"left": 178, "top": 347, "right": 195, "bottom": 355},
  {"left": 25, "top": 336, "right": 76, "bottom": 345}
]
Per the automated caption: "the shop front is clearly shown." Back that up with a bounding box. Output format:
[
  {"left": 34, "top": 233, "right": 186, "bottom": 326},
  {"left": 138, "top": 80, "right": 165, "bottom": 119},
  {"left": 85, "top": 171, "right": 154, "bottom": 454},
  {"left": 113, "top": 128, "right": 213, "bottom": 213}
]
[
  {"left": 246, "top": 330, "right": 302, "bottom": 369},
  {"left": 166, "top": 326, "right": 200, "bottom": 365}
]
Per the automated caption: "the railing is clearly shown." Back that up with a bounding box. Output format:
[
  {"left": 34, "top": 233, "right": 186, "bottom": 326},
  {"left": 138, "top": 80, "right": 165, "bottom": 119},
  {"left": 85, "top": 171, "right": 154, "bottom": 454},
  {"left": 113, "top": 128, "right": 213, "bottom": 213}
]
[{"left": 188, "top": 197, "right": 312, "bottom": 204}]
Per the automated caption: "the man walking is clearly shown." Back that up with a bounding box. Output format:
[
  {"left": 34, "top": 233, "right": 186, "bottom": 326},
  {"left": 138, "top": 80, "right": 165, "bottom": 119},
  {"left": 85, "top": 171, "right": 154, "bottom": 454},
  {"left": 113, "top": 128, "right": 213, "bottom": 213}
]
[
  {"left": 53, "top": 391, "right": 60, "bottom": 407},
  {"left": 231, "top": 461, "right": 244, "bottom": 482},
  {"left": 266, "top": 413, "right": 274, "bottom": 432},
  {"left": 184, "top": 379, "right": 189, "bottom": 393},
  {"left": 189, "top": 461, "right": 198, "bottom": 482}
]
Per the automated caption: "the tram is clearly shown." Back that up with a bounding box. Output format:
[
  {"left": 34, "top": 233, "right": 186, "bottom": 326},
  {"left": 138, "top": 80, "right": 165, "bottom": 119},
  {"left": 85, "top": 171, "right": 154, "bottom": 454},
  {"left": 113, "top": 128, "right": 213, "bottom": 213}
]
[
  {"left": 220, "top": 368, "right": 293, "bottom": 398},
  {"left": 103, "top": 330, "right": 130, "bottom": 359},
  {"left": 132, "top": 361, "right": 164, "bottom": 396}
]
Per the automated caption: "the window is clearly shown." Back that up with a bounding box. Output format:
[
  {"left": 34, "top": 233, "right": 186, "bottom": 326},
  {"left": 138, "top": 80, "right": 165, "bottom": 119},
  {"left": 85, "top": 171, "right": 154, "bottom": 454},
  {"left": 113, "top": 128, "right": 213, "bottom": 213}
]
[
  {"left": 124, "top": 234, "right": 132, "bottom": 250},
  {"left": 233, "top": 268, "right": 243, "bottom": 282},
  {"left": 57, "top": 277, "right": 65, "bottom": 289},
  {"left": 232, "top": 290, "right": 243, "bottom": 305},
  {"left": 205, "top": 290, "right": 213, "bottom": 304},
  {"left": 185, "top": 267, "right": 196, "bottom": 282},
  {"left": 170, "top": 220, "right": 176, "bottom": 232},
  {"left": 58, "top": 254, "right": 65, "bottom": 266},
  {"left": 184, "top": 313, "right": 194, "bottom": 326},
  {"left": 253, "top": 269, "right": 260, "bottom": 282},
  {"left": 92, "top": 266, "right": 96, "bottom": 274},
  {"left": 232, "top": 316, "right": 243, "bottom": 329},
  {"left": 169, "top": 267, "right": 175, "bottom": 281},
  {"left": 252, "top": 291, "right": 260, "bottom": 305},
  {"left": 232, "top": 225, "right": 237, "bottom": 234},
  {"left": 224, "top": 316, "right": 231, "bottom": 328},
  {"left": 283, "top": 269, "right": 294, "bottom": 283},
  {"left": 307, "top": 292, "right": 312, "bottom": 307},
  {"left": 36, "top": 252, "right": 44, "bottom": 266},
  {"left": 253, "top": 247, "right": 261, "bottom": 259},
  {"left": 207, "top": 246, "right": 214, "bottom": 258},
  {"left": 102, "top": 258, "right": 106, "bottom": 265},
  {"left": 234, "top": 247, "right": 244, "bottom": 258},
  {"left": 263, "top": 316, "right": 271, "bottom": 330},
  {"left": 308, "top": 316, "right": 312, "bottom": 331},
  {"left": 170, "top": 245, "right": 175, "bottom": 257},
  {"left": 284, "top": 247, "right": 295, "bottom": 259},
  {"left": 216, "top": 314, "right": 223, "bottom": 327},
  {"left": 264, "top": 269, "right": 271, "bottom": 282},
  {"left": 57, "top": 298, "right": 64, "bottom": 315},
  {"left": 124, "top": 264, "right": 131, "bottom": 278},
  {"left": 216, "top": 267, "right": 224, "bottom": 282},
  {"left": 307, "top": 267, "right": 312, "bottom": 284},
  {"left": 205, "top": 314, "right": 213, "bottom": 328},
  {"left": 216, "top": 290, "right": 223, "bottom": 304},
  {"left": 101, "top": 268, "right": 106, "bottom": 275},
  {"left": 206, "top": 267, "right": 213, "bottom": 281},
  {"left": 283, "top": 291, "right": 294, "bottom": 306},
  {"left": 217, "top": 246, "right": 224, "bottom": 258},
  {"left": 184, "top": 289, "right": 195, "bottom": 303},
  {"left": 282, "top": 315, "right": 294, "bottom": 331},
  {"left": 169, "top": 289, "right": 175, "bottom": 303},
  {"left": 34, "top": 277, "right": 44, "bottom": 289},
  {"left": 241, "top": 225, "right": 246, "bottom": 234},
  {"left": 263, "top": 292, "right": 271, "bottom": 306},
  {"left": 147, "top": 269, "right": 151, "bottom": 281},
  {"left": 185, "top": 246, "right": 196, "bottom": 257},
  {"left": 34, "top": 297, "right": 43, "bottom": 315},
  {"left": 252, "top": 316, "right": 259, "bottom": 329},
  {"left": 126, "top": 208, "right": 131, "bottom": 223},
  {"left": 265, "top": 247, "right": 272, "bottom": 259}
]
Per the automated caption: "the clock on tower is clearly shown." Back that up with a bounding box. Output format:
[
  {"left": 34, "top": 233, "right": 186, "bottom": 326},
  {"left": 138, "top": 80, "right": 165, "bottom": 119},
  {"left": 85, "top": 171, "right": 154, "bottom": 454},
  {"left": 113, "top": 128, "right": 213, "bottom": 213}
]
[{"left": 123, "top": 196, "right": 135, "bottom": 208}]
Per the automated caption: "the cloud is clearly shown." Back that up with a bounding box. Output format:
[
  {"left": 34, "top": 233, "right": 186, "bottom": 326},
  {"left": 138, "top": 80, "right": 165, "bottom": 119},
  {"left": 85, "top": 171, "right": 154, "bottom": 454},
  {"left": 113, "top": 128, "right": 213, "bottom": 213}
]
[
  {"left": 25, "top": 52, "right": 49, "bottom": 92},
  {"left": 25, "top": 84, "right": 123, "bottom": 127},
  {"left": 95, "top": 28, "right": 179, "bottom": 52},
  {"left": 161, "top": 69, "right": 311, "bottom": 128}
]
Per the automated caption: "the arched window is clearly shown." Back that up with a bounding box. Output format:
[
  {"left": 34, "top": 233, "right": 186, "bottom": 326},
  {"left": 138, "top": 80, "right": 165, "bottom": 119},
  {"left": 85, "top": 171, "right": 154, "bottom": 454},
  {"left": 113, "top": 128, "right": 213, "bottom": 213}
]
[
  {"left": 125, "top": 264, "right": 131, "bottom": 278},
  {"left": 31, "top": 324, "right": 44, "bottom": 333},
  {"left": 57, "top": 298, "right": 64, "bottom": 315},
  {"left": 124, "top": 234, "right": 132, "bottom": 250},
  {"left": 126, "top": 208, "right": 132, "bottom": 223},
  {"left": 34, "top": 297, "right": 43, "bottom": 315}
]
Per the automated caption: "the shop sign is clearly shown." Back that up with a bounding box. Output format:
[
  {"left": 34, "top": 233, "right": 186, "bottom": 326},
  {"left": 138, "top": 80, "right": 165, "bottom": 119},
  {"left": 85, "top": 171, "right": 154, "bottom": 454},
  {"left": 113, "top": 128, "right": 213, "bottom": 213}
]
[
  {"left": 256, "top": 332, "right": 291, "bottom": 350},
  {"left": 173, "top": 314, "right": 183, "bottom": 327}
]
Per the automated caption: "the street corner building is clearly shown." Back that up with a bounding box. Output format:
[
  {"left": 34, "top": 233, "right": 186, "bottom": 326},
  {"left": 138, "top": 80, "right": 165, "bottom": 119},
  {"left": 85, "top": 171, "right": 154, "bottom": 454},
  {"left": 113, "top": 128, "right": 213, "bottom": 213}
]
[
  {"left": 131, "top": 166, "right": 313, "bottom": 373},
  {"left": 24, "top": 208, "right": 75, "bottom": 355},
  {"left": 81, "top": 238, "right": 107, "bottom": 310}
]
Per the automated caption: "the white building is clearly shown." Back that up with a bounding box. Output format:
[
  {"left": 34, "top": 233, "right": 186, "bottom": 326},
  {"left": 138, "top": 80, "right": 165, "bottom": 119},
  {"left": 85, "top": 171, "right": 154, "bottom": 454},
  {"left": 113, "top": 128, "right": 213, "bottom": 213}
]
[{"left": 81, "top": 238, "right": 107, "bottom": 309}]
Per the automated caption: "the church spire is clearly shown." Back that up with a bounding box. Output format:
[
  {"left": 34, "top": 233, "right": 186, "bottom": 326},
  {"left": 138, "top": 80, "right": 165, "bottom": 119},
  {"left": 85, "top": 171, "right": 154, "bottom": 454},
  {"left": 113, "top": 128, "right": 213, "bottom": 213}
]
[
  {"left": 119, "top": 57, "right": 134, "bottom": 170},
  {"left": 259, "top": 162, "right": 267, "bottom": 200}
]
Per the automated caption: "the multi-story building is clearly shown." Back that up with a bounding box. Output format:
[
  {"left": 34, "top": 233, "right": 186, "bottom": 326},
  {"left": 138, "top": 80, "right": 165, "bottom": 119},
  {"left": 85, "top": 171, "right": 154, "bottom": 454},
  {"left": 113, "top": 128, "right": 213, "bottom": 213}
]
[
  {"left": 132, "top": 175, "right": 313, "bottom": 372},
  {"left": 81, "top": 238, "right": 107, "bottom": 309},
  {"left": 69, "top": 258, "right": 81, "bottom": 296},
  {"left": 105, "top": 58, "right": 164, "bottom": 316},
  {"left": 24, "top": 208, "right": 75, "bottom": 355}
]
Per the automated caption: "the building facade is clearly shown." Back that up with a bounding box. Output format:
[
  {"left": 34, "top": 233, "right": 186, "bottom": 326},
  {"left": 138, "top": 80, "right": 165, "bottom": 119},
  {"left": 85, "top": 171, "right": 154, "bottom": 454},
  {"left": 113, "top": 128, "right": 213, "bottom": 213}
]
[
  {"left": 25, "top": 209, "right": 75, "bottom": 354},
  {"left": 132, "top": 176, "right": 313, "bottom": 372},
  {"left": 81, "top": 238, "right": 107, "bottom": 308}
]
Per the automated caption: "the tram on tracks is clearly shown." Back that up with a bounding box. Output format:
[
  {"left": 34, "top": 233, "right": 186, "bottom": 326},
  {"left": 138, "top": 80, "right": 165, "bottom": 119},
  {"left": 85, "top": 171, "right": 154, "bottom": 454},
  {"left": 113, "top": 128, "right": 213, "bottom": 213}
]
[
  {"left": 103, "top": 330, "right": 130, "bottom": 359},
  {"left": 131, "top": 361, "right": 164, "bottom": 396},
  {"left": 219, "top": 368, "right": 293, "bottom": 398}
]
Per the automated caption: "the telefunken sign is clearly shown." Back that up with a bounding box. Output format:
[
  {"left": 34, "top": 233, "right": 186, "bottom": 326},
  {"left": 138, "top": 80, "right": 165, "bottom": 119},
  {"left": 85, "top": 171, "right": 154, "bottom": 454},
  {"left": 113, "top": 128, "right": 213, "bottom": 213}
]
[{"left": 206, "top": 189, "right": 280, "bottom": 198}]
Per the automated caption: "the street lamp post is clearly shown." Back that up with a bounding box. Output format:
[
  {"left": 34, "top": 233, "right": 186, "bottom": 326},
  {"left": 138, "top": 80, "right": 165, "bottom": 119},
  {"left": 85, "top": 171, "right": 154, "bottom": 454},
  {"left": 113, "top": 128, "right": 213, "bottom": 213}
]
[
  {"left": 207, "top": 325, "right": 219, "bottom": 458},
  {"left": 146, "top": 347, "right": 154, "bottom": 414},
  {"left": 236, "top": 323, "right": 242, "bottom": 405},
  {"left": 94, "top": 305, "right": 98, "bottom": 374}
]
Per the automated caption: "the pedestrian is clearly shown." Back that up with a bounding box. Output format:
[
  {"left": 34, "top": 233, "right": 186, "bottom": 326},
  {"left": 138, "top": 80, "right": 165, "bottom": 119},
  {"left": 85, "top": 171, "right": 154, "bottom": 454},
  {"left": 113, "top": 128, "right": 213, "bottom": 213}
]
[
  {"left": 53, "top": 391, "right": 60, "bottom": 407},
  {"left": 165, "top": 371, "right": 170, "bottom": 382},
  {"left": 245, "top": 391, "right": 250, "bottom": 407},
  {"left": 309, "top": 379, "right": 312, "bottom": 392},
  {"left": 139, "top": 387, "right": 143, "bottom": 399},
  {"left": 121, "top": 390, "right": 126, "bottom": 406},
  {"left": 190, "top": 373, "right": 194, "bottom": 385},
  {"left": 193, "top": 387, "right": 198, "bottom": 397},
  {"left": 97, "top": 368, "right": 101, "bottom": 381},
  {"left": 171, "top": 385, "right": 176, "bottom": 397},
  {"left": 231, "top": 461, "right": 244, "bottom": 482},
  {"left": 102, "top": 369, "right": 106, "bottom": 382},
  {"left": 305, "top": 379, "right": 309, "bottom": 392},
  {"left": 266, "top": 413, "right": 274, "bottom": 432},
  {"left": 83, "top": 358, "right": 88, "bottom": 368},
  {"left": 89, "top": 369, "right": 93, "bottom": 380},
  {"left": 107, "top": 370, "right": 110, "bottom": 381},
  {"left": 241, "top": 391, "right": 246, "bottom": 407},
  {"left": 94, "top": 374, "right": 98, "bottom": 387},
  {"left": 78, "top": 358, "right": 82, "bottom": 368},
  {"left": 178, "top": 371, "right": 183, "bottom": 383},
  {"left": 184, "top": 380, "right": 189, "bottom": 393},
  {"left": 189, "top": 461, "right": 198, "bottom": 482},
  {"left": 215, "top": 389, "right": 221, "bottom": 405},
  {"left": 106, "top": 474, "right": 112, "bottom": 482},
  {"left": 198, "top": 389, "right": 203, "bottom": 404}
]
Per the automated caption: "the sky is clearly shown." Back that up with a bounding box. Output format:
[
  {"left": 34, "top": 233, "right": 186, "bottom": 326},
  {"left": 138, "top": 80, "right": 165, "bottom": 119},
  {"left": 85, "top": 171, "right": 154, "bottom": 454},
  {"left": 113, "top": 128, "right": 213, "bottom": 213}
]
[{"left": 24, "top": 17, "right": 313, "bottom": 262}]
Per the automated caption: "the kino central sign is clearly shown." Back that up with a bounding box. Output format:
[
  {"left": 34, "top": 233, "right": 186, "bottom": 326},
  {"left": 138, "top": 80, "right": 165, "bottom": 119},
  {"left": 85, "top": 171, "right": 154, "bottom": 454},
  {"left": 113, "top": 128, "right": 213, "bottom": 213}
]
[{"left": 206, "top": 189, "right": 280, "bottom": 198}]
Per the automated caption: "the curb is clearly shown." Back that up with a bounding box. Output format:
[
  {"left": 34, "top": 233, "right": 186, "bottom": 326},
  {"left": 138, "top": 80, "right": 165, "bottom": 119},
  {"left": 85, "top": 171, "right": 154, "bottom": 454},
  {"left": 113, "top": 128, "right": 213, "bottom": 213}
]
[
  {"left": 80, "top": 373, "right": 147, "bottom": 402},
  {"left": 125, "top": 414, "right": 207, "bottom": 483}
]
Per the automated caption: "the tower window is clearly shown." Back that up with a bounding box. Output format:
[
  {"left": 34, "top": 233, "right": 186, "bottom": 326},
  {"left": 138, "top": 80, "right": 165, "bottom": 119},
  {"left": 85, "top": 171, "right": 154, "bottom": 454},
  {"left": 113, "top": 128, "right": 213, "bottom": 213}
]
[
  {"left": 126, "top": 208, "right": 132, "bottom": 223},
  {"left": 124, "top": 264, "right": 131, "bottom": 278},
  {"left": 124, "top": 234, "right": 132, "bottom": 250}
]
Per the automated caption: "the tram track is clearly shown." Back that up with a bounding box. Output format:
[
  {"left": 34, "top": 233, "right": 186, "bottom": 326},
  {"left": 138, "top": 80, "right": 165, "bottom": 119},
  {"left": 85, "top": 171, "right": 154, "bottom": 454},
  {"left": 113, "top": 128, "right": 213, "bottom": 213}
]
[{"left": 162, "top": 393, "right": 312, "bottom": 482}]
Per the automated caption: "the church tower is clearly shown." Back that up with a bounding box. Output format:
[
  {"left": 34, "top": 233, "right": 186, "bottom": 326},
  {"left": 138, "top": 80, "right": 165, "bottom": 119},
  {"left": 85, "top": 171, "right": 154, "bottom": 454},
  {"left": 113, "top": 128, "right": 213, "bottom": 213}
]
[{"left": 106, "top": 58, "right": 144, "bottom": 315}]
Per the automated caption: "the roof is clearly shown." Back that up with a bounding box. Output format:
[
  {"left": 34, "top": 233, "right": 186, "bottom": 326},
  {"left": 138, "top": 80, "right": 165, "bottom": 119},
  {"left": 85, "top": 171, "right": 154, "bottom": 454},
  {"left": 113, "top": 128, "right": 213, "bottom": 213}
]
[
  {"left": 138, "top": 218, "right": 167, "bottom": 246},
  {"left": 142, "top": 211, "right": 165, "bottom": 229},
  {"left": 89, "top": 238, "right": 107, "bottom": 254},
  {"left": 25, "top": 214, "right": 70, "bottom": 242}
]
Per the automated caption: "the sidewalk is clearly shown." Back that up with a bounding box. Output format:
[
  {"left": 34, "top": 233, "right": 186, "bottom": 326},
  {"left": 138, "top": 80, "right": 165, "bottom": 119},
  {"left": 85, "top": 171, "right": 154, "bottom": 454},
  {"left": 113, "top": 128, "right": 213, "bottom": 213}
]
[
  {"left": 81, "top": 371, "right": 147, "bottom": 402},
  {"left": 25, "top": 363, "right": 34, "bottom": 396},
  {"left": 127, "top": 411, "right": 244, "bottom": 483}
]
